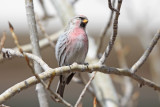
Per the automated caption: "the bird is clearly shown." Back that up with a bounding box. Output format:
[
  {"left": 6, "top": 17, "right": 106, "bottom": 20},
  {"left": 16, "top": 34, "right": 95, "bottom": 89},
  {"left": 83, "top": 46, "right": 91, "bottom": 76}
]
[{"left": 55, "top": 15, "right": 89, "bottom": 98}]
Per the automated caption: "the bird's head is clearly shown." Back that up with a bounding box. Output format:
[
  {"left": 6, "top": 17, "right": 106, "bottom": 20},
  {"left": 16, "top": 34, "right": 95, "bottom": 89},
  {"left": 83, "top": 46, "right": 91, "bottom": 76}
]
[{"left": 69, "top": 15, "right": 88, "bottom": 29}]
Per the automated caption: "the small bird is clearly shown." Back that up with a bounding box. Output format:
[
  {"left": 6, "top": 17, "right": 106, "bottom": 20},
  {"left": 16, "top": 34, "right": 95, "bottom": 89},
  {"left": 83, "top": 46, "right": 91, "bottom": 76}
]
[{"left": 55, "top": 15, "right": 89, "bottom": 97}]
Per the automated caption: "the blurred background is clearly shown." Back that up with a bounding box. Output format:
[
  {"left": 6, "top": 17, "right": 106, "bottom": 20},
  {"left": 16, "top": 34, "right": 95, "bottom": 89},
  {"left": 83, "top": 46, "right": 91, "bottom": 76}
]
[{"left": 0, "top": 0, "right": 160, "bottom": 107}]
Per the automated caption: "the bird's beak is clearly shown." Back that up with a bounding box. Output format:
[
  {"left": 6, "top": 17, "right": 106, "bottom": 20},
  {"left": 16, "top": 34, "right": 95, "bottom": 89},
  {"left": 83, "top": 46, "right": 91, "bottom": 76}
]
[{"left": 82, "top": 19, "right": 88, "bottom": 24}]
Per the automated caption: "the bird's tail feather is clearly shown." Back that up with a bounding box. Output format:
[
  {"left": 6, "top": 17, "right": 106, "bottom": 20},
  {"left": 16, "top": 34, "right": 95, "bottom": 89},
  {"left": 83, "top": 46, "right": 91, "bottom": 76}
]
[
  {"left": 56, "top": 75, "right": 66, "bottom": 98},
  {"left": 56, "top": 73, "right": 75, "bottom": 98},
  {"left": 66, "top": 73, "right": 75, "bottom": 84},
  {"left": 56, "top": 81, "right": 65, "bottom": 98}
]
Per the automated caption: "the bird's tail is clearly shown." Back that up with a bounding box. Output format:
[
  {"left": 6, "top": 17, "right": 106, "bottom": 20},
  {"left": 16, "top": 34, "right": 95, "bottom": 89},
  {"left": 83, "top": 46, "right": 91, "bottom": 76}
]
[
  {"left": 56, "top": 76, "right": 65, "bottom": 98},
  {"left": 56, "top": 73, "right": 75, "bottom": 98}
]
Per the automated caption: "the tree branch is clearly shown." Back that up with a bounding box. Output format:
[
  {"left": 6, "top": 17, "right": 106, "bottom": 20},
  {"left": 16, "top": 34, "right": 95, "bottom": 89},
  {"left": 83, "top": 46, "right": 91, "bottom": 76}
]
[
  {"left": 38, "top": 0, "right": 53, "bottom": 20},
  {"left": 99, "top": 0, "right": 123, "bottom": 64},
  {"left": 0, "top": 32, "right": 6, "bottom": 52},
  {"left": 97, "top": 0, "right": 115, "bottom": 57},
  {"left": 74, "top": 72, "right": 96, "bottom": 107},
  {"left": 1, "top": 48, "right": 160, "bottom": 104},
  {"left": 25, "top": 0, "right": 49, "bottom": 106},
  {"left": 91, "top": 1, "right": 123, "bottom": 106},
  {"left": 36, "top": 15, "right": 55, "bottom": 48},
  {"left": 13, "top": 30, "right": 60, "bottom": 52},
  {"left": 130, "top": 30, "right": 160, "bottom": 73},
  {"left": 108, "top": 0, "right": 119, "bottom": 12}
]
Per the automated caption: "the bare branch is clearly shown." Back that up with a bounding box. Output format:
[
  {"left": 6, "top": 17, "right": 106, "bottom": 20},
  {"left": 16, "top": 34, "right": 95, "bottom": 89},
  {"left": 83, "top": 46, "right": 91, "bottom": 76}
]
[
  {"left": 99, "top": 0, "right": 123, "bottom": 64},
  {"left": 39, "top": 0, "right": 48, "bottom": 16},
  {"left": 93, "top": 97, "right": 97, "bottom": 107},
  {"left": 91, "top": 1, "right": 122, "bottom": 106},
  {"left": 1, "top": 48, "right": 160, "bottom": 104},
  {"left": 130, "top": 30, "right": 160, "bottom": 73},
  {"left": 108, "top": 0, "right": 119, "bottom": 12},
  {"left": 78, "top": 74, "right": 94, "bottom": 94},
  {"left": 17, "top": 30, "right": 60, "bottom": 52},
  {"left": 9, "top": 22, "right": 36, "bottom": 80},
  {"left": 8, "top": 22, "right": 23, "bottom": 53},
  {"left": 0, "top": 32, "right": 6, "bottom": 52},
  {"left": 97, "top": 0, "right": 115, "bottom": 56},
  {"left": 38, "top": 0, "right": 54, "bottom": 20},
  {"left": 36, "top": 15, "right": 55, "bottom": 48},
  {"left": 74, "top": 72, "right": 96, "bottom": 107},
  {"left": 2, "top": 48, "right": 51, "bottom": 70},
  {"left": 25, "top": 0, "right": 49, "bottom": 106},
  {"left": 25, "top": 0, "right": 41, "bottom": 58}
]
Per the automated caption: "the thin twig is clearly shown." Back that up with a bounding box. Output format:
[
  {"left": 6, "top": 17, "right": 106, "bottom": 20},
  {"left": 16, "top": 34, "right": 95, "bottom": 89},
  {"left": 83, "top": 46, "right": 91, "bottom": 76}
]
[
  {"left": 0, "top": 32, "right": 6, "bottom": 52},
  {"left": 14, "top": 30, "right": 60, "bottom": 52},
  {"left": 39, "top": 0, "right": 48, "bottom": 16},
  {"left": 2, "top": 48, "right": 51, "bottom": 71},
  {"left": 38, "top": 0, "right": 54, "bottom": 20},
  {"left": 74, "top": 72, "right": 96, "bottom": 107},
  {"left": 93, "top": 1, "right": 122, "bottom": 106},
  {"left": 93, "top": 97, "right": 97, "bottom": 107},
  {"left": 47, "top": 75, "right": 55, "bottom": 89},
  {"left": 78, "top": 73, "right": 94, "bottom": 96},
  {"left": 130, "top": 30, "right": 160, "bottom": 73},
  {"left": 9, "top": 22, "right": 35, "bottom": 76},
  {"left": 108, "top": 0, "right": 119, "bottom": 12},
  {"left": 0, "top": 30, "right": 61, "bottom": 62},
  {"left": 72, "top": 76, "right": 94, "bottom": 95},
  {"left": 8, "top": 22, "right": 23, "bottom": 53},
  {"left": 99, "top": 0, "right": 122, "bottom": 64},
  {"left": 97, "top": 0, "right": 115, "bottom": 56},
  {"left": 36, "top": 15, "right": 55, "bottom": 48}
]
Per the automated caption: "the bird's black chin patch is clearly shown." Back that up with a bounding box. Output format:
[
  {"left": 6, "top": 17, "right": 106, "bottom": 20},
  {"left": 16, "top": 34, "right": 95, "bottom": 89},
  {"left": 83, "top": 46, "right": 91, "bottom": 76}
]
[{"left": 80, "top": 22, "right": 86, "bottom": 28}]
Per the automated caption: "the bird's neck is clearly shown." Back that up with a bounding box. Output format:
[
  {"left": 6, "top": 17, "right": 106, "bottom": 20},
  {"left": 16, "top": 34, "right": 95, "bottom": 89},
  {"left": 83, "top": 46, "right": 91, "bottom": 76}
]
[{"left": 70, "top": 27, "right": 86, "bottom": 37}]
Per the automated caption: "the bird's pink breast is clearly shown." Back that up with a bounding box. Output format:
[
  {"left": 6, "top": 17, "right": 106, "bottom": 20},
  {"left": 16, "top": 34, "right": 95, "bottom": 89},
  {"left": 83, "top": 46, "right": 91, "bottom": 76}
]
[
  {"left": 64, "top": 27, "right": 88, "bottom": 64},
  {"left": 70, "top": 27, "right": 86, "bottom": 37}
]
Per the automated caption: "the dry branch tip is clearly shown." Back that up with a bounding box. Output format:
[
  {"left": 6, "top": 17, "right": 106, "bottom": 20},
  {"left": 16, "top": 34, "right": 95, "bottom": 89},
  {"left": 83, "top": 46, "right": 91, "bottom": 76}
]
[
  {"left": 8, "top": 22, "right": 14, "bottom": 31},
  {"left": 0, "top": 32, "right": 6, "bottom": 52}
]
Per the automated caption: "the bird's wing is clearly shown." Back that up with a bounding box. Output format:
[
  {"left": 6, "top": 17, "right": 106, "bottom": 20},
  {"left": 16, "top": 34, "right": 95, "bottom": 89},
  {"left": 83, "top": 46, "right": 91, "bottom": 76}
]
[{"left": 55, "top": 32, "right": 69, "bottom": 66}]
